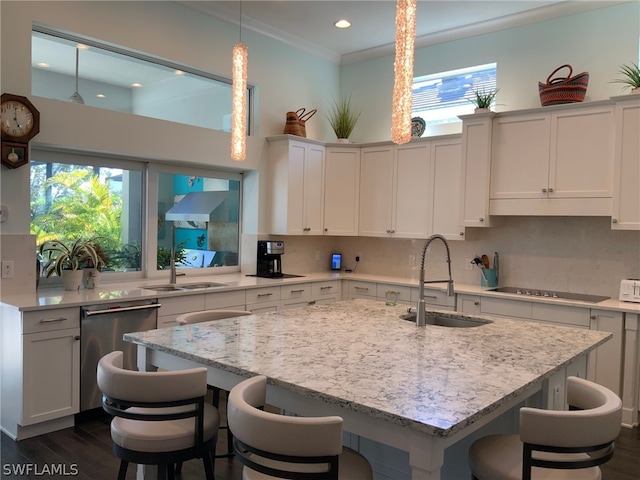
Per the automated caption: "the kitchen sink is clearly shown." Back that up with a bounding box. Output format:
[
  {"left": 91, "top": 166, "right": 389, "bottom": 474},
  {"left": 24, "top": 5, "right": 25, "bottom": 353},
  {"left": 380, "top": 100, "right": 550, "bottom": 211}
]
[
  {"left": 399, "top": 312, "right": 492, "bottom": 328},
  {"left": 140, "top": 282, "right": 227, "bottom": 291}
]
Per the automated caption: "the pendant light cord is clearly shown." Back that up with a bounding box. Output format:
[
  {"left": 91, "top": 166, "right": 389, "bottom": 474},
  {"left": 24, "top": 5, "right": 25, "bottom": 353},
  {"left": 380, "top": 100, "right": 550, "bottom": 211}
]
[{"left": 75, "top": 47, "right": 80, "bottom": 91}]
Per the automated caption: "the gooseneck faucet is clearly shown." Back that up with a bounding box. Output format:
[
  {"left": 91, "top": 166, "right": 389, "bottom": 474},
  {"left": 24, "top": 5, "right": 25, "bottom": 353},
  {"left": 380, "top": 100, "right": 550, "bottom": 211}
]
[
  {"left": 169, "top": 225, "right": 185, "bottom": 284},
  {"left": 416, "top": 234, "right": 454, "bottom": 326}
]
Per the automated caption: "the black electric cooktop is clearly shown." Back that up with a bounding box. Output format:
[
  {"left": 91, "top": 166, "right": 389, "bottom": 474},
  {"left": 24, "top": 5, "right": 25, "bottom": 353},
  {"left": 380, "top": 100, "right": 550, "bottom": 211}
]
[{"left": 246, "top": 274, "right": 305, "bottom": 279}]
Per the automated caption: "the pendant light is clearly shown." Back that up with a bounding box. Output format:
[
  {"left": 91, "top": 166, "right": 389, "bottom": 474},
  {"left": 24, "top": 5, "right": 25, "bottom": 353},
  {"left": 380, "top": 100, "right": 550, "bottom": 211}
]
[
  {"left": 69, "top": 45, "right": 85, "bottom": 104},
  {"left": 231, "top": 2, "right": 247, "bottom": 161},
  {"left": 391, "top": 0, "right": 416, "bottom": 145}
]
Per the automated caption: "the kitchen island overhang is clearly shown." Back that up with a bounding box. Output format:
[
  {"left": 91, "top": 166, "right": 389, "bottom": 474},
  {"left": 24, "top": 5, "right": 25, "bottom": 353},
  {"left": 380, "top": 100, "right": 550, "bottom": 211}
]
[{"left": 125, "top": 299, "right": 611, "bottom": 479}]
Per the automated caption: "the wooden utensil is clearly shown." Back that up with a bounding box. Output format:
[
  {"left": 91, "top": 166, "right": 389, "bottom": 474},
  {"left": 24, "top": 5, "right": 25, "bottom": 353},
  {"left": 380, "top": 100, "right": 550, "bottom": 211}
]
[{"left": 481, "top": 254, "right": 490, "bottom": 269}]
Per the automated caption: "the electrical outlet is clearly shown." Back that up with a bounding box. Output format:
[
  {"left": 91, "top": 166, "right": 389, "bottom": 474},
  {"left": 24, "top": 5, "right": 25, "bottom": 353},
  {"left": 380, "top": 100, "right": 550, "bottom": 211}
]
[
  {"left": 355, "top": 253, "right": 361, "bottom": 262},
  {"left": 2, "top": 260, "right": 14, "bottom": 279},
  {"left": 409, "top": 254, "right": 416, "bottom": 266},
  {"left": 465, "top": 258, "right": 473, "bottom": 271}
]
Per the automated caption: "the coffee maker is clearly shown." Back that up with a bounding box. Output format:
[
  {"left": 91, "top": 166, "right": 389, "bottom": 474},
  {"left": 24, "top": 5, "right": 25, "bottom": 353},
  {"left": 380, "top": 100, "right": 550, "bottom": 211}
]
[{"left": 256, "top": 240, "right": 284, "bottom": 278}]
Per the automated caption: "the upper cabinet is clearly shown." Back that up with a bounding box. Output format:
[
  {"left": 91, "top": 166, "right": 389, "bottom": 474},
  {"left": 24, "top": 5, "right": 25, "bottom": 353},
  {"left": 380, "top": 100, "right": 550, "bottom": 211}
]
[
  {"left": 324, "top": 146, "right": 360, "bottom": 236},
  {"left": 359, "top": 138, "right": 463, "bottom": 240},
  {"left": 489, "top": 103, "right": 614, "bottom": 216},
  {"left": 611, "top": 95, "right": 640, "bottom": 230},
  {"left": 268, "top": 137, "right": 325, "bottom": 235}
]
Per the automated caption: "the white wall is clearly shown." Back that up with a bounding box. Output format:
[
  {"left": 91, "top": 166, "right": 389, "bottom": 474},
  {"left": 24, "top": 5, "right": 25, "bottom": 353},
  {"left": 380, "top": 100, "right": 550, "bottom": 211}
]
[{"left": 342, "top": 2, "right": 640, "bottom": 143}]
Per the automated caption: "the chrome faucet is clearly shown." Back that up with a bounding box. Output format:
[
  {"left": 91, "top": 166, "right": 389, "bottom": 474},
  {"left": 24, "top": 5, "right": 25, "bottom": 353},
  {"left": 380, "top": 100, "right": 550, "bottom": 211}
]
[
  {"left": 416, "top": 234, "right": 454, "bottom": 326},
  {"left": 169, "top": 225, "right": 185, "bottom": 284}
]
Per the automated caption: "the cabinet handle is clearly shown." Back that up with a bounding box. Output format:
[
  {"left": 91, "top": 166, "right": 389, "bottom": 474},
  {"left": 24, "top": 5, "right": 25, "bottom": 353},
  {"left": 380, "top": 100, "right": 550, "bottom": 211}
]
[
  {"left": 40, "top": 317, "right": 68, "bottom": 323},
  {"left": 459, "top": 232, "right": 464, "bottom": 236},
  {"left": 542, "top": 188, "right": 547, "bottom": 193},
  {"left": 548, "top": 187, "right": 554, "bottom": 193},
  {"left": 590, "top": 315, "right": 596, "bottom": 320},
  {"left": 308, "top": 300, "right": 316, "bottom": 305},
  {"left": 474, "top": 301, "right": 480, "bottom": 306},
  {"left": 612, "top": 218, "right": 618, "bottom": 224},
  {"left": 320, "top": 286, "right": 333, "bottom": 290},
  {"left": 354, "top": 286, "right": 369, "bottom": 291},
  {"left": 290, "top": 289, "right": 305, "bottom": 293},
  {"left": 324, "top": 228, "right": 328, "bottom": 232},
  {"left": 479, "top": 218, "right": 484, "bottom": 222},
  {"left": 390, "top": 229, "right": 395, "bottom": 233},
  {"left": 424, "top": 295, "right": 437, "bottom": 300},
  {"left": 74, "top": 336, "right": 80, "bottom": 341},
  {"left": 303, "top": 227, "right": 311, "bottom": 232},
  {"left": 257, "top": 293, "right": 273, "bottom": 297}
]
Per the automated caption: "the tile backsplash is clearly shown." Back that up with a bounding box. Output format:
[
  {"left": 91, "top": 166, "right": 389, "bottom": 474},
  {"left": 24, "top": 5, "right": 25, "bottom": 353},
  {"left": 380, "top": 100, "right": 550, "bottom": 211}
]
[{"left": 269, "top": 216, "right": 640, "bottom": 299}]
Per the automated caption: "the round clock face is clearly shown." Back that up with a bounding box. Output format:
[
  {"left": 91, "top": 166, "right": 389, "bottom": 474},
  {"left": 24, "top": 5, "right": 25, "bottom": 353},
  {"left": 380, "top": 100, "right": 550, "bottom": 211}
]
[{"left": 1, "top": 100, "right": 35, "bottom": 139}]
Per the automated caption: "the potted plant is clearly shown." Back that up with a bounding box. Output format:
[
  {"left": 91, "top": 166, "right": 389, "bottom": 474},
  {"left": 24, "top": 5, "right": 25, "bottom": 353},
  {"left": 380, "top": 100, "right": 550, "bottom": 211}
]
[
  {"left": 612, "top": 62, "right": 640, "bottom": 93},
  {"left": 80, "top": 240, "right": 110, "bottom": 288},
  {"left": 327, "top": 95, "right": 361, "bottom": 142},
  {"left": 469, "top": 87, "right": 499, "bottom": 112},
  {"left": 38, "top": 238, "right": 101, "bottom": 290}
]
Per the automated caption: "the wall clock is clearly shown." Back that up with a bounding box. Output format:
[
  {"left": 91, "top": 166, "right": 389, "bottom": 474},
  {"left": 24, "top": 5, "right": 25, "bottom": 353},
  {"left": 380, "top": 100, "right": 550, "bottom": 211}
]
[{"left": 1, "top": 93, "right": 40, "bottom": 168}]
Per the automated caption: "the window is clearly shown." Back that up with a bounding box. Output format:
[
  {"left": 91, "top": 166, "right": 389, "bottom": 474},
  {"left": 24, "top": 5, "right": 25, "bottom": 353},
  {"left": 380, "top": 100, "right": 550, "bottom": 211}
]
[
  {"left": 31, "top": 27, "right": 253, "bottom": 133},
  {"left": 31, "top": 150, "right": 144, "bottom": 277},
  {"left": 156, "top": 170, "right": 242, "bottom": 272},
  {"left": 412, "top": 63, "right": 497, "bottom": 134}
]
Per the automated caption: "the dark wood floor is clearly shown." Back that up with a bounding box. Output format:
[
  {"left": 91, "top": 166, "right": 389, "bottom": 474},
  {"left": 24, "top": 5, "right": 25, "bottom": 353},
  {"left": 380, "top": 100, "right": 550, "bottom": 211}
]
[{"left": 2, "top": 411, "right": 638, "bottom": 479}]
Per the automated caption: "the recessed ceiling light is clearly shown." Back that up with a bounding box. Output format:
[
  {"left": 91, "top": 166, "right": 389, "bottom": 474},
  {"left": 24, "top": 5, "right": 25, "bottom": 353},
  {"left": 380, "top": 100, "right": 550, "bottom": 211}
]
[
  {"left": 36, "top": 62, "right": 50, "bottom": 68},
  {"left": 174, "top": 70, "right": 185, "bottom": 75},
  {"left": 334, "top": 19, "right": 351, "bottom": 29},
  {"left": 96, "top": 93, "right": 106, "bottom": 98},
  {"left": 131, "top": 83, "right": 143, "bottom": 88}
]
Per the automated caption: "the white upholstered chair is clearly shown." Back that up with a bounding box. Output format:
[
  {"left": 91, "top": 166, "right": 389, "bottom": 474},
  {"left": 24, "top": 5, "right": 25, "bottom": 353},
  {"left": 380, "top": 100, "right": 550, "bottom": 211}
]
[
  {"left": 469, "top": 376, "right": 622, "bottom": 480},
  {"left": 97, "top": 351, "right": 220, "bottom": 480},
  {"left": 175, "top": 309, "right": 252, "bottom": 459},
  {"left": 227, "top": 375, "right": 373, "bottom": 480}
]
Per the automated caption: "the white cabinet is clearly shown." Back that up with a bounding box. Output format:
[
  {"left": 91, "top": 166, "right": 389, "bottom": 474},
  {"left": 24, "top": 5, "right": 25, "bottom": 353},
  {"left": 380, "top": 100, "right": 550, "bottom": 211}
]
[
  {"left": 281, "top": 283, "right": 312, "bottom": 310},
  {"left": 345, "top": 280, "right": 377, "bottom": 300},
  {"left": 268, "top": 137, "right": 325, "bottom": 235},
  {"left": 459, "top": 112, "right": 494, "bottom": 227},
  {"left": 205, "top": 289, "right": 246, "bottom": 310},
  {"left": 157, "top": 294, "right": 206, "bottom": 329},
  {"left": 324, "top": 147, "right": 360, "bottom": 236},
  {"left": 430, "top": 137, "right": 464, "bottom": 240},
  {"left": 246, "top": 286, "right": 281, "bottom": 313},
  {"left": 490, "top": 104, "right": 614, "bottom": 216},
  {"left": 611, "top": 95, "right": 640, "bottom": 230},
  {"left": 588, "top": 309, "right": 623, "bottom": 395},
  {"left": 1, "top": 306, "right": 80, "bottom": 440},
  {"left": 359, "top": 139, "right": 462, "bottom": 239},
  {"left": 311, "top": 280, "right": 341, "bottom": 304}
]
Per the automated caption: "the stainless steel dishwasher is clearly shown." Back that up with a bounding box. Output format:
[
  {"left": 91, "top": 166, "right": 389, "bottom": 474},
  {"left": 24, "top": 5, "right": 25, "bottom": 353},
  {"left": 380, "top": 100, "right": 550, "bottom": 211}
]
[{"left": 80, "top": 299, "right": 161, "bottom": 411}]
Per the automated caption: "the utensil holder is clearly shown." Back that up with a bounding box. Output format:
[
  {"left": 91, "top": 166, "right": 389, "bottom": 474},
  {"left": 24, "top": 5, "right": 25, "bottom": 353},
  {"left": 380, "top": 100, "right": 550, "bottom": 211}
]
[{"left": 480, "top": 269, "right": 498, "bottom": 288}]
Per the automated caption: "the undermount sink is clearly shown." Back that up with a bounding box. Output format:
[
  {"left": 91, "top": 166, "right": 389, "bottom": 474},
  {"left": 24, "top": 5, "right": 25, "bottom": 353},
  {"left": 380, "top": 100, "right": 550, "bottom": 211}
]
[
  {"left": 400, "top": 312, "right": 493, "bottom": 328},
  {"left": 140, "top": 282, "right": 227, "bottom": 291}
]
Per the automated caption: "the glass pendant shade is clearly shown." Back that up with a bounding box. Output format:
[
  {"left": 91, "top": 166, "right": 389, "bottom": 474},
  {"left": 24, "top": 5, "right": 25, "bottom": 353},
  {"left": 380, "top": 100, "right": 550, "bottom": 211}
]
[
  {"left": 391, "top": 0, "right": 416, "bottom": 145},
  {"left": 231, "top": 42, "right": 247, "bottom": 161}
]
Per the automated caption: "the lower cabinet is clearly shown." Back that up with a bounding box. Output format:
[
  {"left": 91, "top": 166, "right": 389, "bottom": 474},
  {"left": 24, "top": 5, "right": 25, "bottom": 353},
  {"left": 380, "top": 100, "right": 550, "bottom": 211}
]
[
  {"left": 246, "top": 286, "right": 281, "bottom": 313},
  {"left": 157, "top": 294, "right": 206, "bottom": 329},
  {"left": 1, "top": 306, "right": 80, "bottom": 440},
  {"left": 311, "top": 280, "right": 341, "bottom": 304},
  {"left": 456, "top": 294, "right": 623, "bottom": 395}
]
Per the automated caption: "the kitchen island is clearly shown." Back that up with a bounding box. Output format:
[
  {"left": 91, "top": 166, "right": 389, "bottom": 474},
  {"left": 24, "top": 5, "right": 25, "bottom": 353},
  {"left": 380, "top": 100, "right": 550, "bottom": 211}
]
[{"left": 125, "top": 298, "right": 611, "bottom": 480}]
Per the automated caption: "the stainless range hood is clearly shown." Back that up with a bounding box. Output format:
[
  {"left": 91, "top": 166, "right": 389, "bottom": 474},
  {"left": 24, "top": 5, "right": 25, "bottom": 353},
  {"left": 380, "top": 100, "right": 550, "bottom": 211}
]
[{"left": 164, "top": 191, "right": 229, "bottom": 222}]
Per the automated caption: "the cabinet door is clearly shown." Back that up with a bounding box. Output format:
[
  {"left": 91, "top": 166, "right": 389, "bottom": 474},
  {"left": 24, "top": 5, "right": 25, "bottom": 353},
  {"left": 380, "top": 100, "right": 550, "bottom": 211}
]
[
  {"left": 491, "top": 114, "right": 550, "bottom": 199},
  {"left": 612, "top": 98, "right": 640, "bottom": 230},
  {"left": 22, "top": 328, "right": 80, "bottom": 425},
  {"left": 459, "top": 114, "right": 493, "bottom": 227},
  {"left": 550, "top": 106, "right": 614, "bottom": 199},
  {"left": 430, "top": 138, "right": 464, "bottom": 240},
  {"left": 393, "top": 143, "right": 430, "bottom": 238},
  {"left": 588, "top": 310, "right": 623, "bottom": 396},
  {"left": 284, "top": 141, "right": 306, "bottom": 234},
  {"left": 457, "top": 294, "right": 480, "bottom": 314},
  {"left": 303, "top": 144, "right": 325, "bottom": 234},
  {"left": 324, "top": 148, "right": 360, "bottom": 236},
  {"left": 359, "top": 146, "right": 394, "bottom": 236}
]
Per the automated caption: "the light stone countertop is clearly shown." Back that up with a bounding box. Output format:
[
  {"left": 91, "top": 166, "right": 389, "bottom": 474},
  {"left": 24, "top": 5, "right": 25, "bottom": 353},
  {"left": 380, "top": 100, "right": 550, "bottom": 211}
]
[
  {"left": 124, "top": 298, "right": 611, "bottom": 438},
  {"left": 1, "top": 271, "right": 639, "bottom": 314}
]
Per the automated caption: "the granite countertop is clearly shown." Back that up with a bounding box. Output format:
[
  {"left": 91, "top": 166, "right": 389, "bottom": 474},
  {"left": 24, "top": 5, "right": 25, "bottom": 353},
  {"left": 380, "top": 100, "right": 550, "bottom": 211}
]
[
  {"left": 124, "top": 298, "right": 611, "bottom": 438},
  {"left": 1, "top": 271, "right": 639, "bottom": 314}
]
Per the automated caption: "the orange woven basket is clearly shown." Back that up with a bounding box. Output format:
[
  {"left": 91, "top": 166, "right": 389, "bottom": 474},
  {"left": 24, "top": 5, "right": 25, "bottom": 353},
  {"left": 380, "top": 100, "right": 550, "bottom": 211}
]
[{"left": 538, "top": 64, "right": 589, "bottom": 106}]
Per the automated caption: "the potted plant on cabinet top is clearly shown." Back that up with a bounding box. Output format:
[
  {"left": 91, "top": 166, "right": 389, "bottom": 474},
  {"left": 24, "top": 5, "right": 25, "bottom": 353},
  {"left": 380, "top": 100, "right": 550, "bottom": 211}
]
[
  {"left": 327, "top": 95, "right": 361, "bottom": 143},
  {"left": 38, "top": 238, "right": 101, "bottom": 290},
  {"left": 469, "top": 87, "right": 499, "bottom": 112},
  {"left": 612, "top": 63, "right": 640, "bottom": 93}
]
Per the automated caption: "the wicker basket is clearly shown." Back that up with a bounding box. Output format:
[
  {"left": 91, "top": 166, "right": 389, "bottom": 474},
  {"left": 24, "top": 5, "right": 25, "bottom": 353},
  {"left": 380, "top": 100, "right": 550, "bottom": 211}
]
[
  {"left": 538, "top": 65, "right": 589, "bottom": 106},
  {"left": 283, "top": 108, "right": 317, "bottom": 137}
]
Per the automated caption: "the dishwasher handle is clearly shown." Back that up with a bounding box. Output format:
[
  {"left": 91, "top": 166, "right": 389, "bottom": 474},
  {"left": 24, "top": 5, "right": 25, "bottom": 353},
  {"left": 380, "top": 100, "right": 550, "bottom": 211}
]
[{"left": 82, "top": 302, "right": 161, "bottom": 317}]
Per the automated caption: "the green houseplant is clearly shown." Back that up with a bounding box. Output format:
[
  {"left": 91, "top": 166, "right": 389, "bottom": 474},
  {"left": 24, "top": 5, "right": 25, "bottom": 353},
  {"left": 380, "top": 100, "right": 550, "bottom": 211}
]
[
  {"left": 327, "top": 95, "right": 361, "bottom": 142},
  {"left": 38, "top": 238, "right": 102, "bottom": 290},
  {"left": 469, "top": 87, "right": 499, "bottom": 111},
  {"left": 612, "top": 63, "right": 640, "bottom": 92}
]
